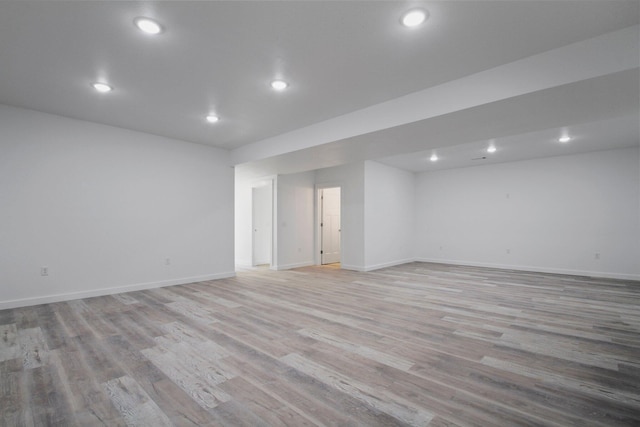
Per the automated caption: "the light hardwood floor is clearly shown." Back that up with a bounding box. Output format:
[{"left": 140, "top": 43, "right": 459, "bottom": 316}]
[{"left": 1, "top": 262, "right": 639, "bottom": 426}]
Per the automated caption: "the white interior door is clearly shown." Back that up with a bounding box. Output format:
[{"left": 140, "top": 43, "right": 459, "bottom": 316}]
[
  {"left": 321, "top": 187, "right": 341, "bottom": 264},
  {"left": 252, "top": 184, "right": 272, "bottom": 266}
]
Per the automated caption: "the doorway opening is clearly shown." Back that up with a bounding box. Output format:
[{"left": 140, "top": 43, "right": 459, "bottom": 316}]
[
  {"left": 318, "top": 187, "right": 341, "bottom": 265},
  {"left": 252, "top": 182, "right": 273, "bottom": 267}
]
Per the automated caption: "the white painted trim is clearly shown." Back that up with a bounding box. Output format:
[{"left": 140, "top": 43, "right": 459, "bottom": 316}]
[
  {"left": 340, "top": 264, "right": 366, "bottom": 272},
  {"left": 415, "top": 258, "right": 640, "bottom": 281},
  {"left": 251, "top": 177, "right": 275, "bottom": 268},
  {"left": 0, "top": 272, "right": 237, "bottom": 310},
  {"left": 272, "top": 261, "right": 315, "bottom": 271},
  {"left": 272, "top": 175, "right": 279, "bottom": 268},
  {"left": 362, "top": 258, "right": 416, "bottom": 272},
  {"left": 315, "top": 182, "right": 343, "bottom": 266},
  {"left": 235, "top": 259, "right": 253, "bottom": 268}
]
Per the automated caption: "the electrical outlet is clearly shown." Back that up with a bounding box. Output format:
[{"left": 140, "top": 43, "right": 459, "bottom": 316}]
[{"left": 40, "top": 267, "right": 49, "bottom": 276}]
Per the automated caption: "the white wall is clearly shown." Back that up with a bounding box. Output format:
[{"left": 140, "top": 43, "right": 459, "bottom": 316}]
[
  {"left": 0, "top": 105, "right": 235, "bottom": 309},
  {"left": 364, "top": 161, "right": 415, "bottom": 270},
  {"left": 316, "top": 162, "right": 365, "bottom": 270},
  {"left": 415, "top": 147, "right": 640, "bottom": 280},
  {"left": 275, "top": 171, "right": 315, "bottom": 270},
  {"left": 235, "top": 163, "right": 366, "bottom": 271}
]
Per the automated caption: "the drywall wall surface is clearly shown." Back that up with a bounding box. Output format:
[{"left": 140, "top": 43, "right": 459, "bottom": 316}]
[
  {"left": 275, "top": 171, "right": 316, "bottom": 270},
  {"left": 316, "top": 162, "right": 365, "bottom": 270},
  {"left": 0, "top": 105, "right": 235, "bottom": 308},
  {"left": 364, "top": 161, "right": 415, "bottom": 270},
  {"left": 415, "top": 147, "right": 640, "bottom": 279}
]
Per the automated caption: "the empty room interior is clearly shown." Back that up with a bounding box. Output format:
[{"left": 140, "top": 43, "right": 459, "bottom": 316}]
[{"left": 1, "top": 1, "right": 639, "bottom": 426}]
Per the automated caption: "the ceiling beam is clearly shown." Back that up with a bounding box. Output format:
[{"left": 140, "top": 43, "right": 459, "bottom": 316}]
[{"left": 231, "top": 25, "right": 639, "bottom": 167}]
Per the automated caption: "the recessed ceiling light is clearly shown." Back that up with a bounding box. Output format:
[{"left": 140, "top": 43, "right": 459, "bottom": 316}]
[
  {"left": 402, "top": 9, "right": 428, "bottom": 27},
  {"left": 271, "top": 80, "right": 288, "bottom": 91},
  {"left": 558, "top": 136, "right": 571, "bottom": 143},
  {"left": 206, "top": 114, "right": 219, "bottom": 123},
  {"left": 91, "top": 82, "right": 112, "bottom": 93},
  {"left": 487, "top": 145, "right": 497, "bottom": 153},
  {"left": 430, "top": 154, "right": 438, "bottom": 162},
  {"left": 134, "top": 17, "right": 163, "bottom": 35}
]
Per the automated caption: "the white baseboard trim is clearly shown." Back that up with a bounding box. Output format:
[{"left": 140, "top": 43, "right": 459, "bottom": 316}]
[
  {"left": 363, "top": 258, "right": 416, "bottom": 272},
  {"left": 273, "top": 261, "right": 315, "bottom": 271},
  {"left": 340, "top": 259, "right": 416, "bottom": 272},
  {"left": 340, "top": 264, "right": 366, "bottom": 272},
  {"left": 0, "top": 271, "right": 237, "bottom": 310},
  {"left": 234, "top": 259, "right": 253, "bottom": 268},
  {"left": 414, "top": 258, "right": 640, "bottom": 281}
]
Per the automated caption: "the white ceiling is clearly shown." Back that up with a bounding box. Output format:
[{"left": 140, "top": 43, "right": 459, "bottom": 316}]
[
  {"left": 236, "top": 66, "right": 639, "bottom": 178},
  {"left": 379, "top": 114, "right": 640, "bottom": 173},
  {"left": 0, "top": 1, "right": 638, "bottom": 175}
]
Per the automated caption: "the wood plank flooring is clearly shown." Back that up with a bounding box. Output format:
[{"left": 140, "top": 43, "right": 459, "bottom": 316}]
[{"left": 1, "top": 262, "right": 639, "bottom": 426}]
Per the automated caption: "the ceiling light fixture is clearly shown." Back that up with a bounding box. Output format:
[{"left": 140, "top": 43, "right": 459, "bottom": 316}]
[
  {"left": 206, "top": 114, "right": 219, "bottom": 123},
  {"left": 134, "top": 17, "right": 163, "bottom": 35},
  {"left": 430, "top": 154, "right": 438, "bottom": 162},
  {"left": 558, "top": 136, "right": 571, "bottom": 143},
  {"left": 487, "top": 145, "right": 497, "bottom": 153},
  {"left": 271, "top": 80, "right": 288, "bottom": 91},
  {"left": 92, "top": 82, "right": 113, "bottom": 93},
  {"left": 402, "top": 9, "right": 428, "bottom": 27}
]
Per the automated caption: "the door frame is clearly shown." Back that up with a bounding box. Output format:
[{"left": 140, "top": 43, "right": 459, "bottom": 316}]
[
  {"left": 315, "top": 183, "right": 342, "bottom": 266},
  {"left": 251, "top": 179, "right": 274, "bottom": 267}
]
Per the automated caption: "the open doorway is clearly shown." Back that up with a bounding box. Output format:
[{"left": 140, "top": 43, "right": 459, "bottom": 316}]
[
  {"left": 252, "top": 182, "right": 273, "bottom": 267},
  {"left": 318, "top": 187, "right": 341, "bottom": 265}
]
